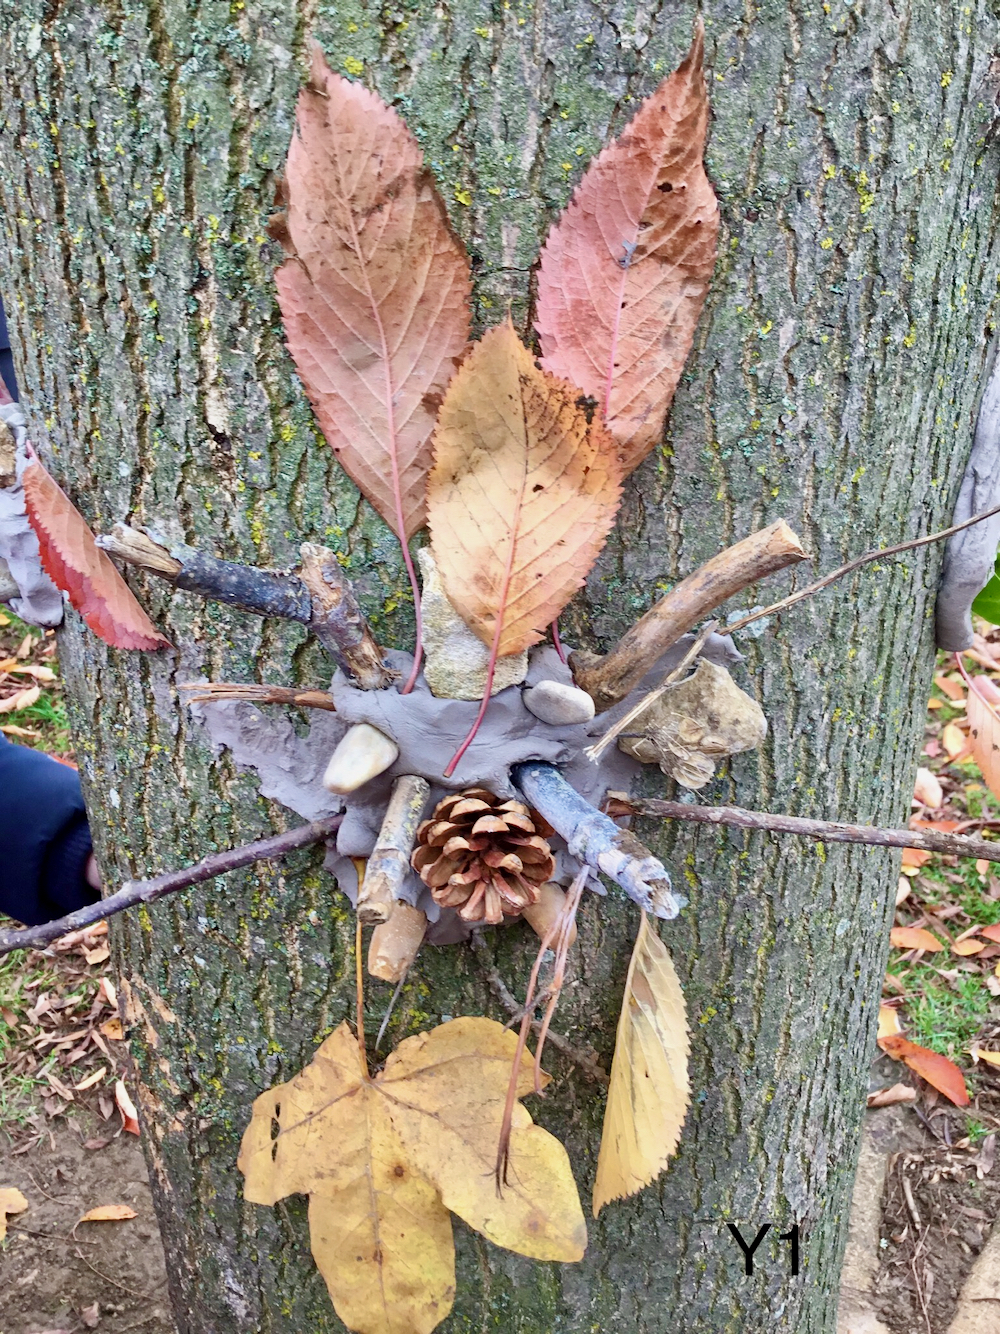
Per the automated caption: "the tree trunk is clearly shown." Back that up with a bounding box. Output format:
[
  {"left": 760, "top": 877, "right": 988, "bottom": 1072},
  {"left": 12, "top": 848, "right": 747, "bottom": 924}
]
[{"left": 1, "top": 2, "right": 998, "bottom": 1330}]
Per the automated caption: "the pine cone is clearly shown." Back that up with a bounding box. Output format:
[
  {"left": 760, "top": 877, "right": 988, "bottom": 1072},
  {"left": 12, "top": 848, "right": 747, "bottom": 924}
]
[{"left": 411, "top": 787, "right": 555, "bottom": 926}]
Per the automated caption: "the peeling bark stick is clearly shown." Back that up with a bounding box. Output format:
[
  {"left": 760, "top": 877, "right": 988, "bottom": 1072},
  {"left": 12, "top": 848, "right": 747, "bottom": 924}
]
[
  {"left": 512, "top": 761, "right": 683, "bottom": 919},
  {"left": 357, "top": 775, "right": 431, "bottom": 924},
  {"left": 0, "top": 816, "right": 343, "bottom": 956},
  {"left": 571, "top": 519, "right": 807, "bottom": 711},
  {"left": 180, "top": 682, "right": 336, "bottom": 710},
  {"left": 97, "top": 525, "right": 392, "bottom": 687},
  {"left": 612, "top": 796, "right": 1000, "bottom": 863}
]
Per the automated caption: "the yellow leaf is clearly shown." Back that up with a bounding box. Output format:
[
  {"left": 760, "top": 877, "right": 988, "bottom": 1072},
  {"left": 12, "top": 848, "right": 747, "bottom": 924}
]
[
  {"left": 239, "top": 1017, "right": 585, "bottom": 1334},
  {"left": 78, "top": 1203, "right": 137, "bottom": 1222},
  {"left": 878, "top": 1005, "right": 903, "bottom": 1040},
  {"left": 889, "top": 926, "right": 944, "bottom": 952},
  {"left": 427, "top": 320, "right": 621, "bottom": 656},
  {"left": 941, "top": 721, "right": 967, "bottom": 759},
  {"left": 0, "top": 1187, "right": 28, "bottom": 1240},
  {"left": 593, "top": 912, "right": 690, "bottom": 1216},
  {"left": 973, "top": 1047, "right": 1000, "bottom": 1068},
  {"left": 953, "top": 938, "right": 986, "bottom": 956}
]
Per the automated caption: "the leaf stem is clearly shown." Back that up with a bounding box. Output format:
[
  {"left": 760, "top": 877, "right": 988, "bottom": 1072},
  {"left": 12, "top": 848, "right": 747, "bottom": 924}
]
[{"left": 355, "top": 915, "right": 367, "bottom": 1074}]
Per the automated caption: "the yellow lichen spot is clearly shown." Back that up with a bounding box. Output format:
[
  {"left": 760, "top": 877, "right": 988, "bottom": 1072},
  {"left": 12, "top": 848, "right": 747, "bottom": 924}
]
[
  {"left": 823, "top": 163, "right": 837, "bottom": 179},
  {"left": 891, "top": 100, "right": 901, "bottom": 113},
  {"left": 941, "top": 70, "right": 953, "bottom": 87},
  {"left": 561, "top": 162, "right": 572, "bottom": 172},
  {"left": 473, "top": 26, "right": 490, "bottom": 37},
  {"left": 487, "top": 186, "right": 502, "bottom": 196},
  {"left": 758, "top": 321, "right": 772, "bottom": 337},
  {"left": 820, "top": 237, "right": 834, "bottom": 250},
  {"left": 903, "top": 325, "right": 917, "bottom": 348},
  {"left": 454, "top": 186, "right": 473, "bottom": 206},
  {"left": 698, "top": 1007, "right": 717, "bottom": 1026},
  {"left": 343, "top": 56, "right": 364, "bottom": 76},
  {"left": 346, "top": 21, "right": 358, "bottom": 32}
]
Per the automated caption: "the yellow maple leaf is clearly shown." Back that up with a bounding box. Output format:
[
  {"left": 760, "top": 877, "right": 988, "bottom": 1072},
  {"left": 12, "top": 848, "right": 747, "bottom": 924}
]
[
  {"left": 238, "top": 1016, "right": 586, "bottom": 1334},
  {"left": 0, "top": 1187, "right": 28, "bottom": 1240},
  {"left": 593, "top": 912, "right": 690, "bottom": 1215}
]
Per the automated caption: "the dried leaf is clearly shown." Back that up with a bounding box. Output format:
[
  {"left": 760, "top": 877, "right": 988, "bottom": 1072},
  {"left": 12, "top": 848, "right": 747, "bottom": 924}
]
[
  {"left": 981, "top": 924, "right": 1000, "bottom": 943},
  {"left": 114, "top": 1079, "right": 140, "bottom": 1136},
  {"left": 973, "top": 1047, "right": 1000, "bottom": 1068},
  {"left": 867, "top": 1083, "right": 916, "bottom": 1108},
  {"left": 889, "top": 926, "right": 944, "bottom": 952},
  {"left": 239, "top": 1017, "right": 585, "bottom": 1334},
  {"left": 427, "top": 321, "right": 621, "bottom": 657},
  {"left": 900, "top": 848, "right": 932, "bottom": 870},
  {"left": 535, "top": 22, "right": 719, "bottom": 476},
  {"left": 78, "top": 1203, "right": 137, "bottom": 1223},
  {"left": 0, "top": 685, "right": 41, "bottom": 713},
  {"left": 79, "top": 1303, "right": 100, "bottom": 1330},
  {"left": 934, "top": 673, "right": 967, "bottom": 702},
  {"left": 941, "top": 722, "right": 968, "bottom": 759},
  {"left": 22, "top": 458, "right": 169, "bottom": 651},
  {"left": 913, "top": 767, "right": 943, "bottom": 808},
  {"left": 967, "top": 675, "right": 1000, "bottom": 803},
  {"left": 0, "top": 1187, "right": 28, "bottom": 1240},
  {"left": 592, "top": 912, "right": 689, "bottom": 1216},
  {"left": 100, "top": 1017, "right": 124, "bottom": 1041},
  {"left": 275, "top": 46, "right": 471, "bottom": 543},
  {"left": 878, "top": 1034, "right": 970, "bottom": 1107},
  {"left": 878, "top": 1005, "right": 903, "bottom": 1040},
  {"left": 953, "top": 938, "right": 986, "bottom": 956}
]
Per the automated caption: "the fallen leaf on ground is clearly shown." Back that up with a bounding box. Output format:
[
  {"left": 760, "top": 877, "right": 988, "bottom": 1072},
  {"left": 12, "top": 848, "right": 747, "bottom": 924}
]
[
  {"left": 82, "top": 1138, "right": 112, "bottom": 1152},
  {"left": 867, "top": 1084, "right": 916, "bottom": 1108},
  {"left": 239, "top": 1016, "right": 585, "bottom": 1334},
  {"left": 934, "top": 673, "right": 967, "bottom": 702},
  {"left": 913, "top": 767, "right": 944, "bottom": 808},
  {"left": 74, "top": 1067, "right": 107, "bottom": 1092},
  {"left": 84, "top": 944, "right": 110, "bottom": 966},
  {"left": 100, "top": 1017, "right": 123, "bottom": 1040},
  {"left": 22, "top": 457, "right": 170, "bottom": 651},
  {"left": 900, "top": 848, "right": 932, "bottom": 871},
  {"left": 878, "top": 1005, "right": 903, "bottom": 1039},
  {"left": 427, "top": 320, "right": 621, "bottom": 657},
  {"left": 980, "top": 924, "right": 1000, "bottom": 943},
  {"left": 966, "top": 674, "right": 1000, "bottom": 804},
  {"left": 0, "top": 685, "right": 41, "bottom": 713},
  {"left": 976, "top": 859, "right": 991, "bottom": 876},
  {"left": 971, "top": 1047, "right": 1000, "bottom": 1068},
  {"left": 535, "top": 21, "right": 719, "bottom": 475},
  {"left": 896, "top": 878, "right": 911, "bottom": 906},
  {"left": 941, "top": 721, "right": 968, "bottom": 759},
  {"left": 79, "top": 1302, "right": 100, "bottom": 1329},
  {"left": 274, "top": 45, "right": 471, "bottom": 544},
  {"left": 0, "top": 1187, "right": 28, "bottom": 1240},
  {"left": 889, "top": 926, "right": 944, "bottom": 952},
  {"left": 114, "top": 1079, "right": 140, "bottom": 1136},
  {"left": 953, "top": 939, "right": 986, "bottom": 956},
  {"left": 0, "top": 724, "right": 41, "bottom": 737},
  {"left": 78, "top": 1203, "right": 137, "bottom": 1223},
  {"left": 878, "top": 1034, "right": 971, "bottom": 1107},
  {"left": 593, "top": 912, "right": 689, "bottom": 1216}
]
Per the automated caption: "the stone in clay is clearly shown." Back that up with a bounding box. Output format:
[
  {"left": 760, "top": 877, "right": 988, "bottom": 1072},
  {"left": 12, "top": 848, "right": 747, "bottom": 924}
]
[
  {"left": 523, "top": 679, "right": 596, "bottom": 725},
  {"left": 417, "top": 547, "right": 527, "bottom": 700}
]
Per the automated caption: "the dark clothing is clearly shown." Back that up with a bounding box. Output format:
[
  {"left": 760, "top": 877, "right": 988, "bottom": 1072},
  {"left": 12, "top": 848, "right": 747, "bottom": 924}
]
[
  {"left": 0, "top": 734, "right": 96, "bottom": 926},
  {"left": 0, "top": 294, "right": 18, "bottom": 400}
]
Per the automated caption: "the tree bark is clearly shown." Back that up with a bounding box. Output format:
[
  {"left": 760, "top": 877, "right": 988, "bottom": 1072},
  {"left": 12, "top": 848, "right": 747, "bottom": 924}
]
[{"left": 1, "top": 2, "right": 998, "bottom": 1331}]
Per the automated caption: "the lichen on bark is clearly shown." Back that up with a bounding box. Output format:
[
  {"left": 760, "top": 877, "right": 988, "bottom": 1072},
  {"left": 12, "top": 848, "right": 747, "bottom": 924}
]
[{"left": 1, "top": 0, "right": 1000, "bottom": 1330}]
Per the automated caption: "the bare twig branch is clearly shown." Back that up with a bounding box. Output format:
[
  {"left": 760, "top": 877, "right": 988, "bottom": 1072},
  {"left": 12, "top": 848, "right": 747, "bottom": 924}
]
[
  {"left": 571, "top": 520, "right": 807, "bottom": 711},
  {"left": 0, "top": 816, "right": 343, "bottom": 956},
  {"left": 723, "top": 502, "right": 1000, "bottom": 639},
  {"left": 298, "top": 543, "right": 396, "bottom": 690},
  {"left": 512, "top": 761, "right": 683, "bottom": 919},
  {"left": 179, "top": 682, "right": 336, "bottom": 710},
  {"left": 584, "top": 620, "right": 718, "bottom": 763},
  {"left": 608, "top": 796, "right": 1000, "bottom": 863},
  {"left": 357, "top": 775, "right": 430, "bottom": 924}
]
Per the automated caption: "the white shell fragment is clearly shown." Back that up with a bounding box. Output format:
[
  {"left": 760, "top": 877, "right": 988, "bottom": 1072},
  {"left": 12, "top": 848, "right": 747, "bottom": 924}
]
[
  {"left": 417, "top": 548, "right": 528, "bottom": 700},
  {"left": 522, "top": 679, "right": 596, "bottom": 725},
  {"left": 618, "top": 659, "right": 766, "bottom": 789},
  {"left": 323, "top": 723, "right": 399, "bottom": 794}
]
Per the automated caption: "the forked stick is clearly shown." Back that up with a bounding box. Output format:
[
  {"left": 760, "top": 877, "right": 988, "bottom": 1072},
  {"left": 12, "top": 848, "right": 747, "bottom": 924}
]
[{"left": 571, "top": 520, "right": 807, "bottom": 711}]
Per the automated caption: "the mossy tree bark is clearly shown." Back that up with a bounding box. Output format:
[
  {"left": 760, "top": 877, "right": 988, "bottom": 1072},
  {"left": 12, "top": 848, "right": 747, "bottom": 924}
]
[{"left": 2, "top": 1, "right": 999, "bottom": 1329}]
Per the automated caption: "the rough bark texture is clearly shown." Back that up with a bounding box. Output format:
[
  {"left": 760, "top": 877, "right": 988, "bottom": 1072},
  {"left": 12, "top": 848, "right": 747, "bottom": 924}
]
[{"left": 2, "top": 2, "right": 999, "bottom": 1331}]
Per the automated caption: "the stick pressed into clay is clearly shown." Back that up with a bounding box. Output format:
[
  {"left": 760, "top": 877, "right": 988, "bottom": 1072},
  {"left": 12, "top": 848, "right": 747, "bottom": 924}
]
[{"left": 357, "top": 775, "right": 431, "bottom": 924}]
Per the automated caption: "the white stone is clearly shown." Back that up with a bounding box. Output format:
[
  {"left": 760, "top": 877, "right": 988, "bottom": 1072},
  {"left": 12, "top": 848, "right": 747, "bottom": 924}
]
[
  {"left": 417, "top": 548, "right": 528, "bottom": 700},
  {"left": 522, "top": 679, "right": 596, "bottom": 725},
  {"left": 323, "top": 723, "right": 399, "bottom": 794}
]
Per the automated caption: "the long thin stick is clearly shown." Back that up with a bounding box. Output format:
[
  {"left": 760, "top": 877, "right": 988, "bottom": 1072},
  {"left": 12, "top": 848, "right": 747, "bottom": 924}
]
[
  {"left": 180, "top": 682, "right": 336, "bottom": 710},
  {"left": 0, "top": 817, "right": 343, "bottom": 956},
  {"left": 724, "top": 502, "right": 1000, "bottom": 639},
  {"left": 608, "top": 796, "right": 1000, "bottom": 862},
  {"left": 357, "top": 775, "right": 430, "bottom": 924}
]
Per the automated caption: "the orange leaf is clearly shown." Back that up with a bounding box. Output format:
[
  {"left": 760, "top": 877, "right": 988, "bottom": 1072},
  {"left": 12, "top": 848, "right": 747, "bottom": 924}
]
[
  {"left": 535, "top": 21, "right": 719, "bottom": 477},
  {"left": 912, "top": 768, "right": 943, "bottom": 809},
  {"left": 980, "top": 923, "right": 1000, "bottom": 942},
  {"left": 900, "top": 848, "right": 932, "bottom": 870},
  {"left": 941, "top": 721, "right": 968, "bottom": 760},
  {"left": 966, "top": 674, "right": 1000, "bottom": 803},
  {"left": 953, "top": 938, "right": 986, "bottom": 956},
  {"left": 972, "top": 1047, "right": 1000, "bottom": 1068},
  {"left": 22, "top": 459, "right": 170, "bottom": 651},
  {"left": 878, "top": 1034, "right": 970, "bottom": 1107},
  {"left": 889, "top": 926, "right": 944, "bottom": 952},
  {"left": 934, "top": 673, "right": 966, "bottom": 702},
  {"left": 427, "top": 321, "right": 621, "bottom": 658},
  {"left": 877, "top": 1005, "right": 902, "bottom": 1039},
  {"left": 78, "top": 1203, "right": 137, "bottom": 1223},
  {"left": 274, "top": 45, "right": 471, "bottom": 543},
  {"left": 114, "top": 1079, "right": 140, "bottom": 1136}
]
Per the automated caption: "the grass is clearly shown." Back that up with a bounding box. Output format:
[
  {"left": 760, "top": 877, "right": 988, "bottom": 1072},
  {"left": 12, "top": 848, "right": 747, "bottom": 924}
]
[
  {"left": 0, "top": 608, "right": 71, "bottom": 753},
  {"left": 896, "top": 963, "right": 988, "bottom": 1060},
  {"left": 0, "top": 946, "right": 62, "bottom": 1124}
]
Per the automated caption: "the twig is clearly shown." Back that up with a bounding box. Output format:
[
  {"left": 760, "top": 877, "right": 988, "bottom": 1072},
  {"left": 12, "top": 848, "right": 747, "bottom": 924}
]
[
  {"left": 0, "top": 817, "right": 343, "bottom": 955},
  {"left": 608, "top": 796, "right": 1000, "bottom": 863},
  {"left": 531, "top": 870, "right": 588, "bottom": 1093},
  {"left": 471, "top": 934, "right": 607, "bottom": 1083},
  {"left": 179, "top": 682, "right": 336, "bottom": 711},
  {"left": 724, "top": 501, "right": 1000, "bottom": 640},
  {"left": 585, "top": 620, "right": 718, "bottom": 763},
  {"left": 512, "top": 761, "right": 683, "bottom": 919},
  {"left": 74, "top": 1245, "right": 144, "bottom": 1295},
  {"left": 357, "top": 775, "right": 430, "bottom": 924},
  {"left": 571, "top": 520, "right": 807, "bottom": 710},
  {"left": 298, "top": 543, "right": 396, "bottom": 690}
]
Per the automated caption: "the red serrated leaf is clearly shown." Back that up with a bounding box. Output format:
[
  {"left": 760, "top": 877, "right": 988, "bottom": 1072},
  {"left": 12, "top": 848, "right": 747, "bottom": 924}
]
[
  {"left": 878, "top": 1034, "right": 970, "bottom": 1106},
  {"left": 535, "top": 21, "right": 719, "bottom": 477},
  {"left": 22, "top": 459, "right": 170, "bottom": 651}
]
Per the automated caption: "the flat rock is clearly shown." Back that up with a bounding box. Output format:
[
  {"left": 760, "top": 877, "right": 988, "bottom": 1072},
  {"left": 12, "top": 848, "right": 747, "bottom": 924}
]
[
  {"left": 523, "top": 679, "right": 595, "bottom": 725},
  {"left": 417, "top": 548, "right": 527, "bottom": 700}
]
